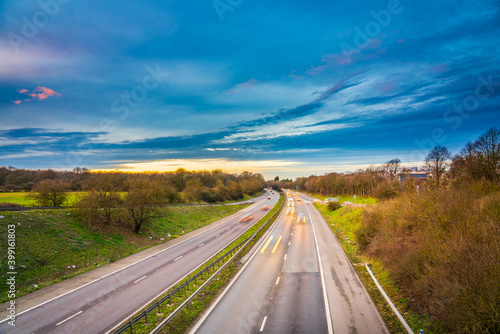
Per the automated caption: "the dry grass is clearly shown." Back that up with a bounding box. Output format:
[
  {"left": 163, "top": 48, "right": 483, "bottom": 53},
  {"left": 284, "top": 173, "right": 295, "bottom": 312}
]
[{"left": 356, "top": 182, "right": 500, "bottom": 333}]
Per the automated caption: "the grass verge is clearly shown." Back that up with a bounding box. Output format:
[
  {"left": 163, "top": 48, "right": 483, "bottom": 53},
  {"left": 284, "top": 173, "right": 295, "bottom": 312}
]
[
  {"left": 314, "top": 204, "right": 445, "bottom": 334},
  {"left": 308, "top": 193, "right": 378, "bottom": 204},
  {"left": 0, "top": 204, "right": 248, "bottom": 303}
]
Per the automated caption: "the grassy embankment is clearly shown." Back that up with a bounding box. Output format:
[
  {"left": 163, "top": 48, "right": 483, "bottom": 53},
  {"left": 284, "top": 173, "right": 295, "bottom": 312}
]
[
  {"left": 0, "top": 204, "right": 248, "bottom": 303},
  {"left": 308, "top": 193, "right": 378, "bottom": 204},
  {"left": 315, "top": 204, "right": 445, "bottom": 334}
]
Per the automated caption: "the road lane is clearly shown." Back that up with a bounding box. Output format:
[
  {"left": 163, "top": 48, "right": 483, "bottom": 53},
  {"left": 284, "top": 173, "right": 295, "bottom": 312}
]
[
  {"left": 302, "top": 196, "right": 390, "bottom": 334},
  {"left": 192, "top": 193, "right": 330, "bottom": 334},
  {"left": 0, "top": 191, "right": 280, "bottom": 334}
]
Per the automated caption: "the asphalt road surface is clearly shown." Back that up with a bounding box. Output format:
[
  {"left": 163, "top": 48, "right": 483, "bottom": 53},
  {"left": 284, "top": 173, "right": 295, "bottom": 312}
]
[
  {"left": 190, "top": 191, "right": 388, "bottom": 334},
  {"left": 0, "top": 191, "right": 279, "bottom": 334}
]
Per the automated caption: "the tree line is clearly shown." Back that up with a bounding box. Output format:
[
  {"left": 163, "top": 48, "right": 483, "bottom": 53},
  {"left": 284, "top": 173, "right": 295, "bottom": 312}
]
[
  {"left": 267, "top": 127, "right": 500, "bottom": 199},
  {"left": 0, "top": 168, "right": 265, "bottom": 233}
]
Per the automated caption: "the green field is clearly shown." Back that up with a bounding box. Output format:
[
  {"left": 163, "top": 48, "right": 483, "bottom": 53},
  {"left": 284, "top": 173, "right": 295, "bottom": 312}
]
[
  {"left": 0, "top": 192, "right": 87, "bottom": 206},
  {"left": 315, "top": 205, "right": 444, "bottom": 333},
  {"left": 0, "top": 204, "right": 248, "bottom": 302}
]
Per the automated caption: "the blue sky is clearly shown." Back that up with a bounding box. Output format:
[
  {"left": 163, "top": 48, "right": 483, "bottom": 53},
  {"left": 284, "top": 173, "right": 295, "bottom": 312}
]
[{"left": 0, "top": 0, "right": 499, "bottom": 179}]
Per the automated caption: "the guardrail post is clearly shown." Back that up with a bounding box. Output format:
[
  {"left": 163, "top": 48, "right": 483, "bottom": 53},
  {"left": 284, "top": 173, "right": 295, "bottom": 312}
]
[
  {"left": 129, "top": 322, "right": 132, "bottom": 334},
  {"left": 145, "top": 310, "right": 148, "bottom": 323}
]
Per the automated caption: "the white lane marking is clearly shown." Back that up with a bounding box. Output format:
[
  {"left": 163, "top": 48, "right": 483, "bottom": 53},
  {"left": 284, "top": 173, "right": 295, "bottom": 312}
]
[
  {"left": 284, "top": 254, "right": 287, "bottom": 261},
  {"left": 56, "top": 311, "right": 82, "bottom": 326},
  {"left": 188, "top": 198, "right": 287, "bottom": 334},
  {"left": 198, "top": 243, "right": 205, "bottom": 247},
  {"left": 304, "top": 203, "right": 334, "bottom": 334},
  {"left": 227, "top": 227, "right": 231, "bottom": 230},
  {"left": 216, "top": 234, "right": 220, "bottom": 237},
  {"left": 260, "top": 316, "right": 268, "bottom": 332},
  {"left": 276, "top": 277, "right": 280, "bottom": 285},
  {"left": 174, "top": 256, "right": 182, "bottom": 262},
  {"left": 291, "top": 232, "right": 293, "bottom": 236},
  {"left": 288, "top": 241, "right": 291, "bottom": 246},
  {"left": 134, "top": 276, "right": 147, "bottom": 283},
  {"left": 1, "top": 201, "right": 253, "bottom": 324}
]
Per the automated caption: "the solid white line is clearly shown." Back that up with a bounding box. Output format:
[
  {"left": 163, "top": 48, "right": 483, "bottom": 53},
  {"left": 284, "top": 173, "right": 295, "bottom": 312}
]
[
  {"left": 0, "top": 203, "right": 256, "bottom": 323},
  {"left": 56, "top": 311, "right": 82, "bottom": 326},
  {"left": 188, "top": 198, "right": 287, "bottom": 334},
  {"left": 276, "top": 277, "right": 280, "bottom": 285},
  {"left": 107, "top": 194, "right": 279, "bottom": 334},
  {"left": 134, "top": 276, "right": 147, "bottom": 283},
  {"left": 304, "top": 203, "right": 334, "bottom": 334},
  {"left": 284, "top": 254, "right": 287, "bottom": 261},
  {"left": 198, "top": 243, "right": 205, "bottom": 247},
  {"left": 174, "top": 256, "right": 182, "bottom": 262},
  {"left": 260, "top": 316, "right": 268, "bottom": 332}
]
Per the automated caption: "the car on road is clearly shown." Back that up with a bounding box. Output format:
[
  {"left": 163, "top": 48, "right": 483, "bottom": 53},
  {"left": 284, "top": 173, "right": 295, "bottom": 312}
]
[
  {"left": 261, "top": 205, "right": 269, "bottom": 210},
  {"left": 267, "top": 196, "right": 271, "bottom": 199},
  {"left": 238, "top": 213, "right": 254, "bottom": 222},
  {"left": 297, "top": 212, "right": 306, "bottom": 224}
]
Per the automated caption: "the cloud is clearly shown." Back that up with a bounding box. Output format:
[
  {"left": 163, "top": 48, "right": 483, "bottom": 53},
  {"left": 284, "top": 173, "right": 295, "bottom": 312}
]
[
  {"left": 14, "top": 87, "right": 61, "bottom": 105},
  {"left": 227, "top": 78, "right": 258, "bottom": 95}
]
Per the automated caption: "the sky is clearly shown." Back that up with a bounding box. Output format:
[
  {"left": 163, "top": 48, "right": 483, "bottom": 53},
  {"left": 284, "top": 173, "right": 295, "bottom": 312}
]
[{"left": 0, "top": 0, "right": 499, "bottom": 179}]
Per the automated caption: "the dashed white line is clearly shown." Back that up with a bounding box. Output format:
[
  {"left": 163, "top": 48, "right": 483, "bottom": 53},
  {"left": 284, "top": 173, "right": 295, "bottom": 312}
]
[
  {"left": 276, "top": 277, "right": 280, "bottom": 285},
  {"left": 291, "top": 232, "right": 293, "bottom": 236},
  {"left": 56, "top": 311, "right": 82, "bottom": 326},
  {"left": 288, "top": 241, "right": 291, "bottom": 246},
  {"left": 134, "top": 275, "right": 147, "bottom": 283},
  {"left": 260, "top": 316, "right": 268, "bottom": 332},
  {"left": 215, "top": 234, "right": 220, "bottom": 237},
  {"left": 174, "top": 256, "right": 182, "bottom": 262},
  {"left": 198, "top": 243, "right": 205, "bottom": 247},
  {"left": 284, "top": 254, "right": 287, "bottom": 261}
]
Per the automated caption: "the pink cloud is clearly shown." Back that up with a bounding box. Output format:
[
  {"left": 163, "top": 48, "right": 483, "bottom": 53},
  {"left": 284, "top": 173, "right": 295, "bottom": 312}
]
[{"left": 13, "top": 86, "right": 61, "bottom": 104}]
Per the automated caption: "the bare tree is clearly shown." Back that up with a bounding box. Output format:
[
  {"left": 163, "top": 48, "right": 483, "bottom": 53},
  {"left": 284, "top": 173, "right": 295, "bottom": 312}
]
[
  {"left": 425, "top": 146, "right": 451, "bottom": 187},
  {"left": 384, "top": 158, "right": 401, "bottom": 179},
  {"left": 30, "top": 179, "right": 70, "bottom": 206},
  {"left": 473, "top": 127, "right": 500, "bottom": 181},
  {"left": 123, "top": 180, "right": 167, "bottom": 233},
  {"left": 75, "top": 173, "right": 122, "bottom": 225}
]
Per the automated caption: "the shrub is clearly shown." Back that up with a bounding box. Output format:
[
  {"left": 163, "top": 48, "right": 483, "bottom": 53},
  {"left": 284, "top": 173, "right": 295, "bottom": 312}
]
[
  {"left": 327, "top": 201, "right": 341, "bottom": 211},
  {"left": 359, "top": 182, "right": 500, "bottom": 333},
  {"left": 0, "top": 202, "right": 22, "bottom": 207}
]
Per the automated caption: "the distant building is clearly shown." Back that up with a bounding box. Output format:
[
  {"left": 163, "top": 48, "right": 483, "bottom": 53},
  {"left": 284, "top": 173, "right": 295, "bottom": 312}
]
[{"left": 398, "top": 167, "right": 430, "bottom": 181}]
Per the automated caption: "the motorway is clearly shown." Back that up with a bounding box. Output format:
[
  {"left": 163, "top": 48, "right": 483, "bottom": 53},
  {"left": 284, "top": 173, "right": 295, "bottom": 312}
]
[
  {"left": 0, "top": 191, "right": 280, "bottom": 334},
  {"left": 191, "top": 192, "right": 389, "bottom": 334}
]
